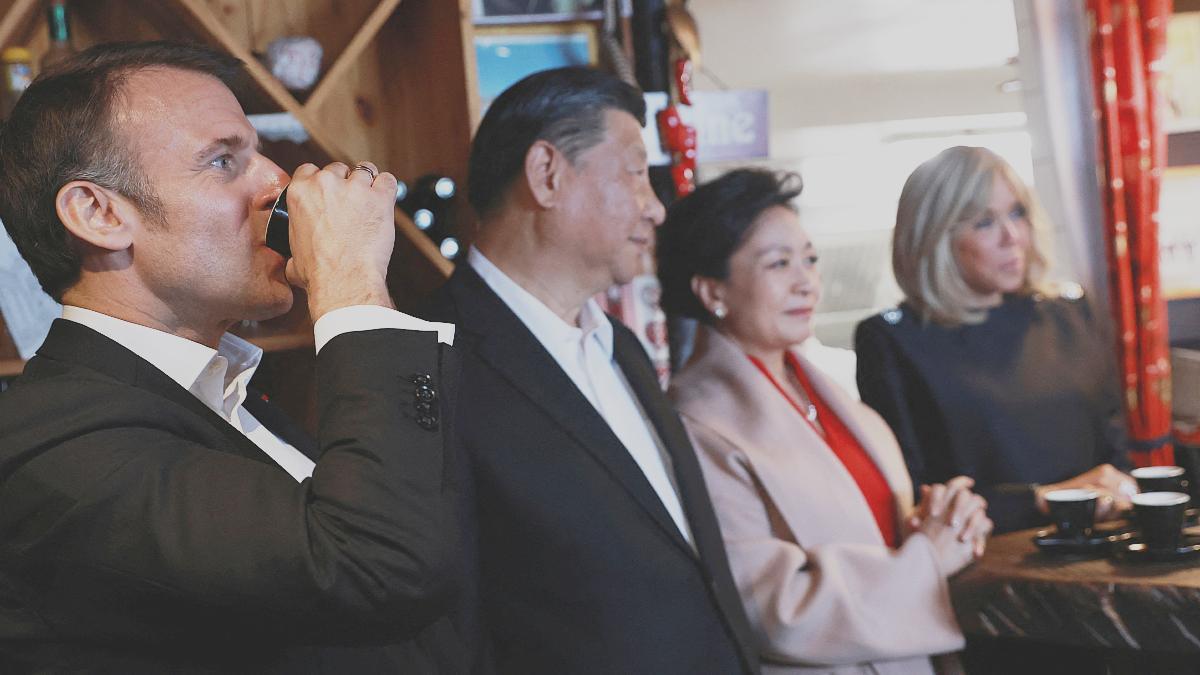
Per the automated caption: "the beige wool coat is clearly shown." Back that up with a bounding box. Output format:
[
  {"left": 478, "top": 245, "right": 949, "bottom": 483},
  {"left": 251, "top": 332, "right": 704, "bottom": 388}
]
[{"left": 669, "top": 326, "right": 965, "bottom": 675}]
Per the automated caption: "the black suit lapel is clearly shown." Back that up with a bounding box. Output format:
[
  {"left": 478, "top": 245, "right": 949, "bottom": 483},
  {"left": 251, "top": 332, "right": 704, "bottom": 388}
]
[
  {"left": 613, "top": 325, "right": 762, "bottom": 674},
  {"left": 612, "top": 331, "right": 718, "bottom": 555},
  {"left": 449, "top": 268, "right": 695, "bottom": 558},
  {"left": 610, "top": 327, "right": 728, "bottom": 549},
  {"left": 36, "top": 320, "right": 282, "bottom": 469}
]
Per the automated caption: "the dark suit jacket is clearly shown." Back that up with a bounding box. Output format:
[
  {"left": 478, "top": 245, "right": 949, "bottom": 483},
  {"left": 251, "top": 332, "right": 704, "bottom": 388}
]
[
  {"left": 0, "top": 319, "right": 460, "bottom": 673},
  {"left": 421, "top": 265, "right": 760, "bottom": 675}
]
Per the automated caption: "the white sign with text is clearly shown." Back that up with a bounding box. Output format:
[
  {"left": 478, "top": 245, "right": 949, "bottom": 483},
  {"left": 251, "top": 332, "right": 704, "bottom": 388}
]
[{"left": 642, "top": 90, "right": 769, "bottom": 166}]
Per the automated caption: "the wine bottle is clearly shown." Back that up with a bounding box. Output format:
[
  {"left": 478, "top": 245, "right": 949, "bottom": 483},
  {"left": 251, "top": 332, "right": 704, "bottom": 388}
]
[
  {"left": 412, "top": 208, "right": 434, "bottom": 231},
  {"left": 403, "top": 174, "right": 460, "bottom": 262},
  {"left": 415, "top": 174, "right": 455, "bottom": 201},
  {"left": 41, "top": 1, "right": 75, "bottom": 71},
  {"left": 438, "top": 236, "right": 461, "bottom": 261}
]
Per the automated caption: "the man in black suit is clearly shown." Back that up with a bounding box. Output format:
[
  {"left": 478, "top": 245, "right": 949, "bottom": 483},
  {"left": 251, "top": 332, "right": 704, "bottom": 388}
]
[
  {"left": 0, "top": 42, "right": 458, "bottom": 672},
  {"left": 421, "top": 67, "right": 760, "bottom": 674}
]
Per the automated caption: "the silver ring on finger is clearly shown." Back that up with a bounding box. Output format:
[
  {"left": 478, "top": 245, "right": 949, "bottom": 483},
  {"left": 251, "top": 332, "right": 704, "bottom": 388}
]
[{"left": 351, "top": 163, "right": 377, "bottom": 180}]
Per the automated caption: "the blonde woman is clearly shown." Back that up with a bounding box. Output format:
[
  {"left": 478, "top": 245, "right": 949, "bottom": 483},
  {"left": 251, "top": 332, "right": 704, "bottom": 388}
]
[
  {"left": 855, "top": 146, "right": 1133, "bottom": 534},
  {"left": 659, "top": 168, "right": 990, "bottom": 675}
]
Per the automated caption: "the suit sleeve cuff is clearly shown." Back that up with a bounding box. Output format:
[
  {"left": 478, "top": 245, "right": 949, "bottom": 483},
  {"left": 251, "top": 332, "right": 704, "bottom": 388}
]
[{"left": 313, "top": 305, "right": 455, "bottom": 354}]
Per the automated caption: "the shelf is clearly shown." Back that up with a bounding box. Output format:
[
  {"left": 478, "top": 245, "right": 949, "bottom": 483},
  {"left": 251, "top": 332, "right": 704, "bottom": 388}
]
[
  {"left": 0, "top": 359, "right": 22, "bottom": 377},
  {"left": 0, "top": 0, "right": 39, "bottom": 50},
  {"left": 164, "top": 0, "right": 349, "bottom": 159},
  {"left": 304, "top": 0, "right": 406, "bottom": 114}
]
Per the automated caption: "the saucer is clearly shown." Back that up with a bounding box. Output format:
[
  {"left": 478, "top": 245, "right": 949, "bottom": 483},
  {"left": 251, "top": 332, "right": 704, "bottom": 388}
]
[
  {"left": 1113, "top": 534, "right": 1200, "bottom": 563},
  {"left": 1033, "top": 528, "right": 1134, "bottom": 555}
]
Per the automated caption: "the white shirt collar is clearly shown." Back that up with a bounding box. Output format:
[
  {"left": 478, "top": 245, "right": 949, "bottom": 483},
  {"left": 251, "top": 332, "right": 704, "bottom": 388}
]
[
  {"left": 468, "top": 246, "right": 613, "bottom": 359},
  {"left": 61, "top": 305, "right": 263, "bottom": 416}
]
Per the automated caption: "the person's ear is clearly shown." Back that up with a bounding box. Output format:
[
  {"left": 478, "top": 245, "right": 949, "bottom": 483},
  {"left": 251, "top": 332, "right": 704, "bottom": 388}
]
[
  {"left": 691, "top": 275, "right": 728, "bottom": 318},
  {"left": 524, "top": 139, "right": 567, "bottom": 209},
  {"left": 55, "top": 181, "right": 135, "bottom": 252}
]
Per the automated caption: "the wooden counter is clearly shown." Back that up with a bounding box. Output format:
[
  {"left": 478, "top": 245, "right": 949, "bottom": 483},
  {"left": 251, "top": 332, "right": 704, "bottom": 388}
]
[{"left": 950, "top": 522, "right": 1200, "bottom": 655}]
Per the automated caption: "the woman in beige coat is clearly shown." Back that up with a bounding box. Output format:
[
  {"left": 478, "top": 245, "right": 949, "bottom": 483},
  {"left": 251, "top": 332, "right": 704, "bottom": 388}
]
[{"left": 657, "top": 169, "right": 992, "bottom": 675}]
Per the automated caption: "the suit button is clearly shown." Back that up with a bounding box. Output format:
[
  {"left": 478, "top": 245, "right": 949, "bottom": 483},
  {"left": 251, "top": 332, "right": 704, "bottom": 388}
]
[
  {"left": 415, "top": 385, "right": 437, "bottom": 402},
  {"left": 417, "top": 415, "right": 439, "bottom": 431},
  {"left": 414, "top": 400, "right": 433, "bottom": 415},
  {"left": 411, "top": 373, "right": 432, "bottom": 385}
]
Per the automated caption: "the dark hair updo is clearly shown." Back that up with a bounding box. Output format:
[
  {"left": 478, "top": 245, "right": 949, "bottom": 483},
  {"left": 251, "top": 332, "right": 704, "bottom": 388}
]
[{"left": 656, "top": 168, "right": 803, "bottom": 323}]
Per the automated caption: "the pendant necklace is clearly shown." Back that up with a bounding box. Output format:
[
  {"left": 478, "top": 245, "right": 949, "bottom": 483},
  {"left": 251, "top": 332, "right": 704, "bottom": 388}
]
[{"left": 785, "top": 365, "right": 819, "bottom": 423}]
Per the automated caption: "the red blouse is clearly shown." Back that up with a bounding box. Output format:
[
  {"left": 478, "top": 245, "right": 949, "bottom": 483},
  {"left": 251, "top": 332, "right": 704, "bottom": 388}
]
[{"left": 749, "top": 352, "right": 898, "bottom": 548}]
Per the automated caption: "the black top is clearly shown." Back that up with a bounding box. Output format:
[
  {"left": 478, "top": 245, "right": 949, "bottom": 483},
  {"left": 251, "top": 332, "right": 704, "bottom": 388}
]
[{"left": 854, "top": 293, "right": 1129, "bottom": 533}]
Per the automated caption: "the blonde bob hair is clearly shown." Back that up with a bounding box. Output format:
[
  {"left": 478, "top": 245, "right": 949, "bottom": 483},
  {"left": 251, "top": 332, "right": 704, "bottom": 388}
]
[{"left": 892, "top": 146, "right": 1047, "bottom": 326}]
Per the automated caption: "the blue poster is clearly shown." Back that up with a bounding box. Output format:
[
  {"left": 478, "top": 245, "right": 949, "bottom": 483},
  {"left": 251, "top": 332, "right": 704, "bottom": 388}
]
[{"left": 475, "top": 33, "right": 593, "bottom": 110}]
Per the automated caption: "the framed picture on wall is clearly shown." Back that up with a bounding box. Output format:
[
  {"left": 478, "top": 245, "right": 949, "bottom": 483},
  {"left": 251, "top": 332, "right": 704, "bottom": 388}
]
[
  {"left": 473, "top": 0, "right": 630, "bottom": 25},
  {"left": 474, "top": 22, "right": 598, "bottom": 112}
]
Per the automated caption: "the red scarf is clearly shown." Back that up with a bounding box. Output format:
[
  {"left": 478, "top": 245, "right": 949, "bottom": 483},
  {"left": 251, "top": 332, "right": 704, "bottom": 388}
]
[{"left": 748, "top": 352, "right": 898, "bottom": 547}]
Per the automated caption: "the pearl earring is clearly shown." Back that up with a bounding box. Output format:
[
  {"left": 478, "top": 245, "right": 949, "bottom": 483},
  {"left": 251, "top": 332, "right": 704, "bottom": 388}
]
[{"left": 713, "top": 304, "right": 728, "bottom": 319}]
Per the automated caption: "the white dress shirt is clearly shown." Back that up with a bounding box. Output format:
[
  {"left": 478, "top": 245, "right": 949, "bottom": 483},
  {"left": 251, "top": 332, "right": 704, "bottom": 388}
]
[
  {"left": 62, "top": 304, "right": 453, "bottom": 483},
  {"left": 469, "top": 248, "right": 695, "bottom": 546}
]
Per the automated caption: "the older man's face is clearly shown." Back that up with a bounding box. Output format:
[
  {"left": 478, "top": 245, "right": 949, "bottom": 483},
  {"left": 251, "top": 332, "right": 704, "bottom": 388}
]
[
  {"left": 554, "top": 109, "right": 667, "bottom": 292},
  {"left": 114, "top": 67, "right": 293, "bottom": 328}
]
